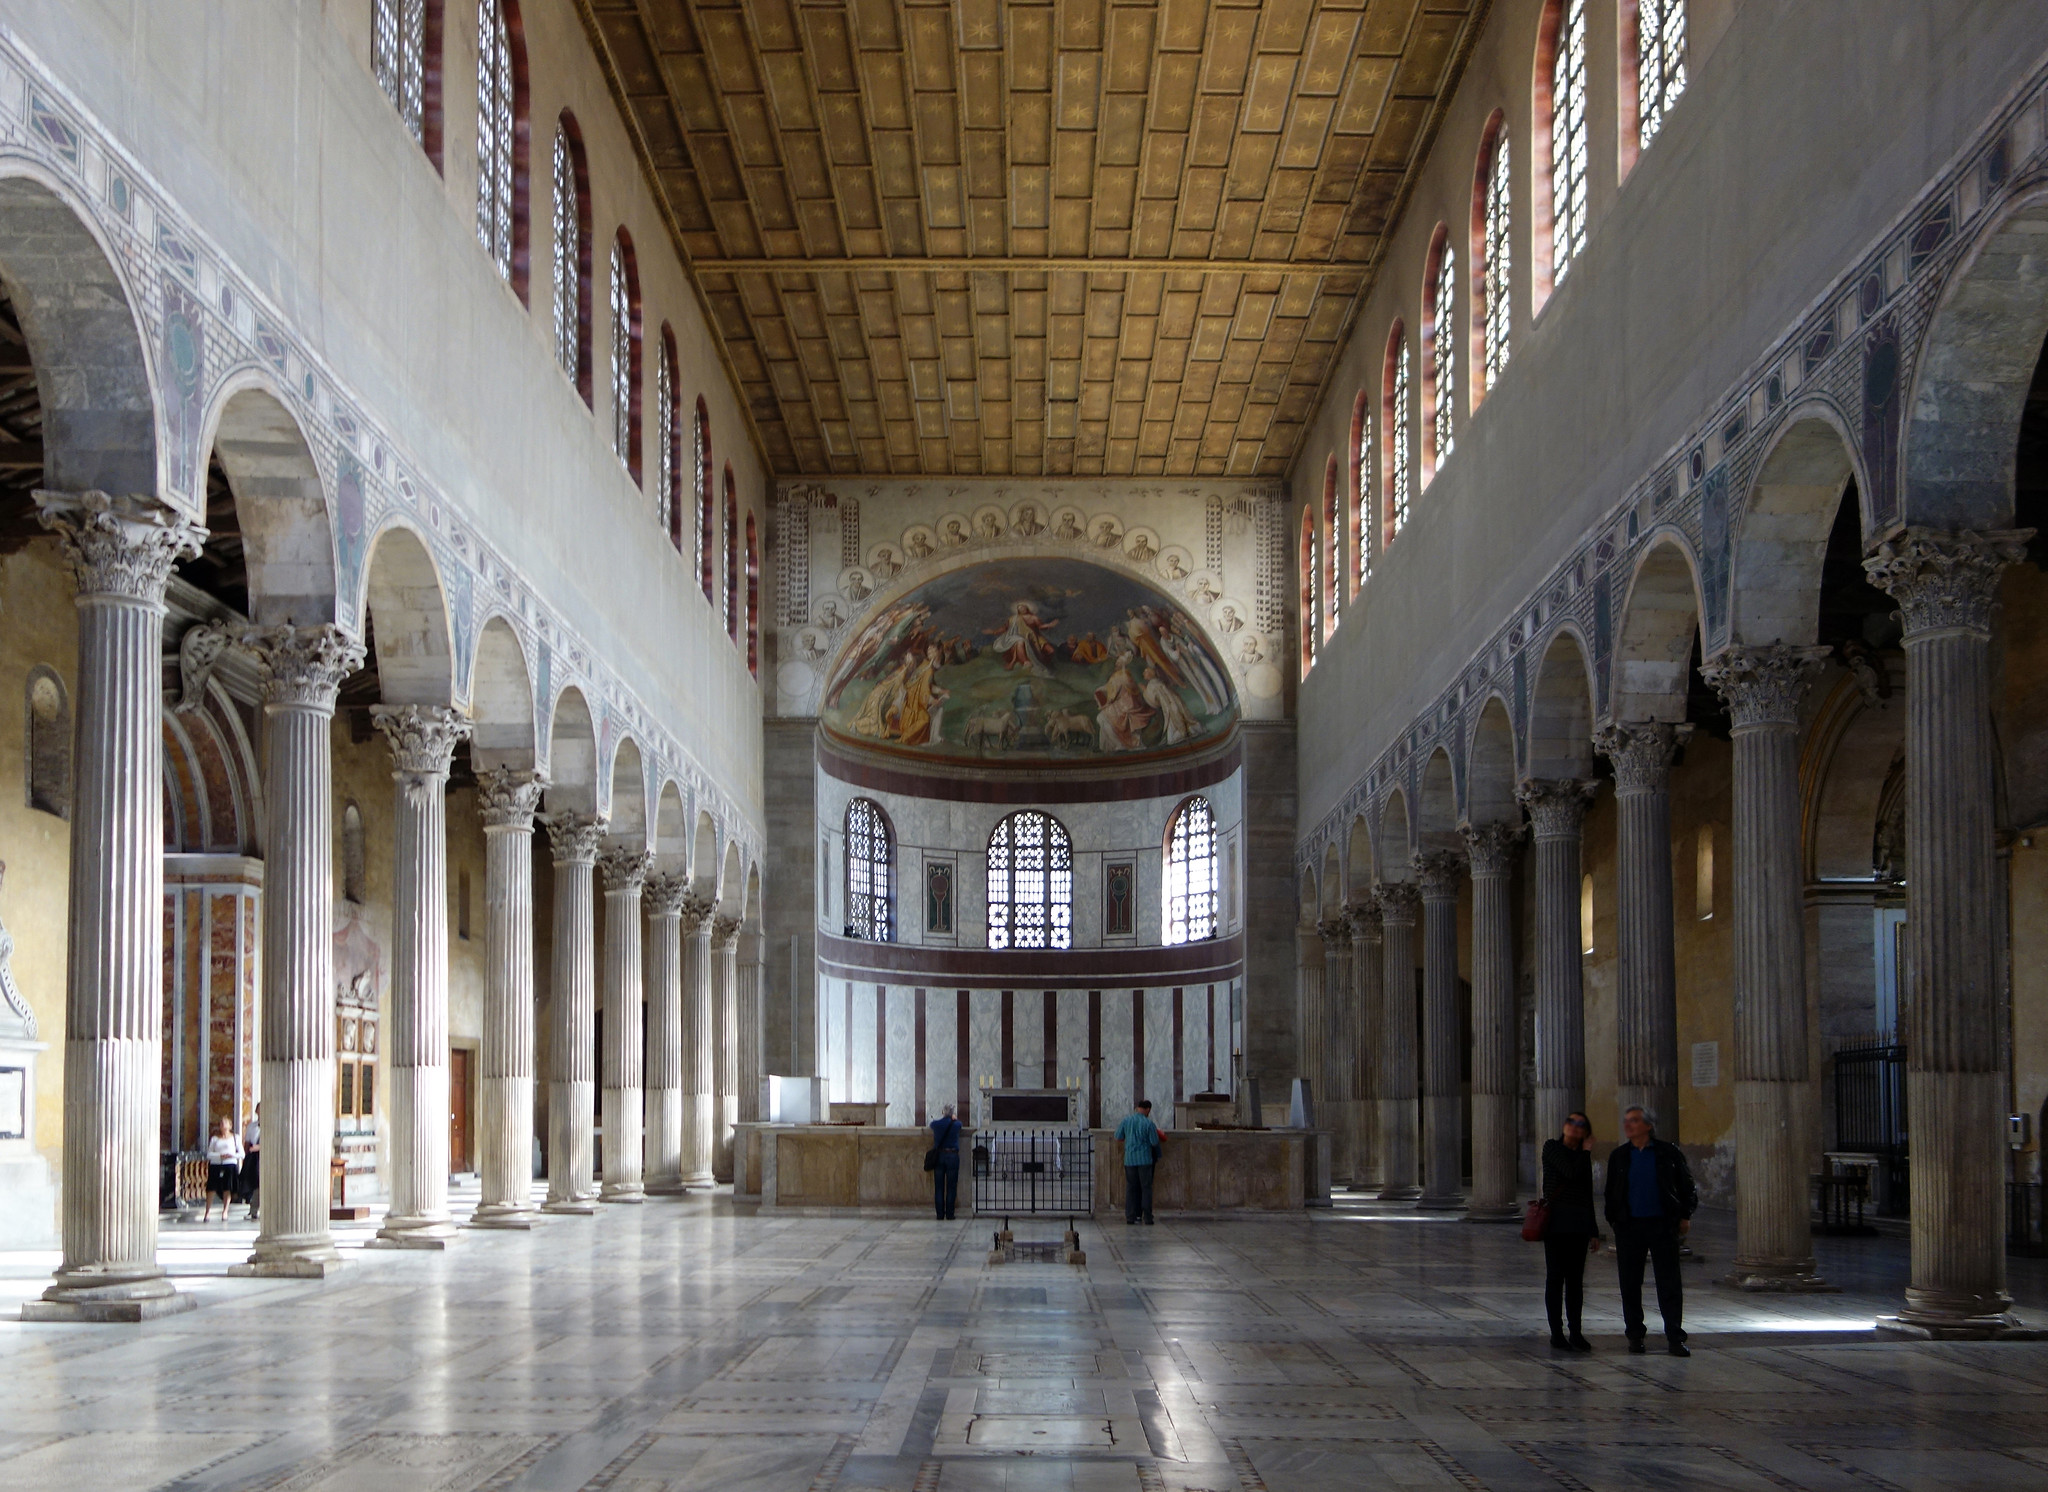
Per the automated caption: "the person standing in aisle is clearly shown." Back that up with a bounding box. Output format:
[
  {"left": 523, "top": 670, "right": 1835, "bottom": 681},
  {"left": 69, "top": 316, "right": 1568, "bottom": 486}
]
[
  {"left": 1605, "top": 1106, "right": 1698, "bottom": 1356},
  {"left": 930, "top": 1103, "right": 962, "bottom": 1220},
  {"left": 1116, "top": 1099, "right": 1162, "bottom": 1225},
  {"left": 1539, "top": 1111, "right": 1601, "bottom": 1351}
]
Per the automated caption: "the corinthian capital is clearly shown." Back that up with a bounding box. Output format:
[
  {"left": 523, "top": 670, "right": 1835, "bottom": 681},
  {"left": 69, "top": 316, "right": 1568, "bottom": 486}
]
[
  {"left": 1593, "top": 721, "right": 1692, "bottom": 794},
  {"left": 1699, "top": 643, "right": 1833, "bottom": 730},
  {"left": 241, "top": 623, "right": 366, "bottom": 711},
  {"left": 711, "top": 913, "right": 742, "bottom": 949},
  {"left": 1373, "top": 880, "right": 1421, "bottom": 926},
  {"left": 1345, "top": 899, "right": 1383, "bottom": 944},
  {"left": 644, "top": 872, "right": 692, "bottom": 917},
  {"left": 1862, "top": 527, "right": 2033, "bottom": 640},
  {"left": 372, "top": 704, "right": 470, "bottom": 787},
  {"left": 1414, "top": 848, "right": 1465, "bottom": 900},
  {"left": 542, "top": 810, "right": 608, "bottom": 864},
  {"left": 1516, "top": 778, "right": 1599, "bottom": 839},
  {"left": 598, "top": 845, "right": 654, "bottom": 894},
  {"left": 477, "top": 767, "right": 547, "bottom": 830},
  {"left": 679, "top": 887, "right": 716, "bottom": 935},
  {"left": 36, "top": 490, "right": 205, "bottom": 604},
  {"left": 1316, "top": 915, "right": 1351, "bottom": 947},
  {"left": 1460, "top": 820, "right": 1525, "bottom": 878}
]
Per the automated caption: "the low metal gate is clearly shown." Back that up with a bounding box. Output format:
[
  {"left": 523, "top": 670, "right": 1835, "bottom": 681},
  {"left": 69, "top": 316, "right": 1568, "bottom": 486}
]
[
  {"left": 1833, "top": 1041, "right": 1908, "bottom": 1216},
  {"left": 973, "top": 1129, "right": 1094, "bottom": 1216}
]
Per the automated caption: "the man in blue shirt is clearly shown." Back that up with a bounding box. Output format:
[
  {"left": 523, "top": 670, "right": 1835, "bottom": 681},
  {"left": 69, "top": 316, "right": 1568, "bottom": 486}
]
[
  {"left": 1603, "top": 1105, "right": 1699, "bottom": 1355},
  {"left": 1115, "top": 1100, "right": 1163, "bottom": 1225},
  {"left": 929, "top": 1104, "right": 962, "bottom": 1220}
]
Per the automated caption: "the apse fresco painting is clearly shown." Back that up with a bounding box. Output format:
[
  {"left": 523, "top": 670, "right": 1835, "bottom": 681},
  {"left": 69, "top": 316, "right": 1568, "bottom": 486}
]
[{"left": 820, "top": 558, "right": 1237, "bottom": 764}]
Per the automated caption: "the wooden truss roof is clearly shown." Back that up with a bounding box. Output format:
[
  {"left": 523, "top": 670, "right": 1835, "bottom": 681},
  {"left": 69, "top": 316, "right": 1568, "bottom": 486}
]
[{"left": 583, "top": 0, "right": 1487, "bottom": 478}]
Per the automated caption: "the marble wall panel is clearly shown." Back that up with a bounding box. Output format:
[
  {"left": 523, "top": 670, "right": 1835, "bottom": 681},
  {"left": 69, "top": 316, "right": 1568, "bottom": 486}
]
[
  {"left": 884, "top": 986, "right": 915, "bottom": 1126},
  {"left": 1010, "top": 989, "right": 1043, "bottom": 1089},
  {"left": 1099, "top": 988, "right": 1134, "bottom": 1124}
]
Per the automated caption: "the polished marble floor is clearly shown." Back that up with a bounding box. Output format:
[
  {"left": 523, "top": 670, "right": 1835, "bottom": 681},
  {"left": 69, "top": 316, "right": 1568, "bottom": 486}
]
[{"left": 4, "top": 1188, "right": 2048, "bottom": 1491}]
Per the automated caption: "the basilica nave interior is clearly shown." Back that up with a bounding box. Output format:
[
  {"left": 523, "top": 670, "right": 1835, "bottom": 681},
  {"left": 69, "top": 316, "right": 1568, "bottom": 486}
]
[{"left": 4, "top": 2, "right": 2048, "bottom": 1489}]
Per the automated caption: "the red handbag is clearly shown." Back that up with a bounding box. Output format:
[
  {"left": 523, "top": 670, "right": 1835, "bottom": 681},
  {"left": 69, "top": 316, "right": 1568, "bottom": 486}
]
[{"left": 1521, "top": 1197, "right": 1550, "bottom": 1242}]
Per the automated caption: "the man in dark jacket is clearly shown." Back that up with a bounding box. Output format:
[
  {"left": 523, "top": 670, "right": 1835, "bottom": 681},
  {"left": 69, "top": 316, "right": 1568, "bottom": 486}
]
[{"left": 1604, "top": 1106, "right": 1699, "bottom": 1355}]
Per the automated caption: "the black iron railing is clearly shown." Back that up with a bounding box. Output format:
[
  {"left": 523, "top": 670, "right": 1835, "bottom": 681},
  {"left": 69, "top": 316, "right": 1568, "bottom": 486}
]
[
  {"left": 972, "top": 1129, "right": 1093, "bottom": 1216},
  {"left": 1832, "top": 1041, "right": 1908, "bottom": 1216}
]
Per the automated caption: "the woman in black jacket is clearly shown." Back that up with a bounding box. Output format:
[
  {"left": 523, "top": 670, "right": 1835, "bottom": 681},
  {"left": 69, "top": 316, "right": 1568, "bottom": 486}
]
[{"left": 1540, "top": 1112, "right": 1601, "bottom": 1351}]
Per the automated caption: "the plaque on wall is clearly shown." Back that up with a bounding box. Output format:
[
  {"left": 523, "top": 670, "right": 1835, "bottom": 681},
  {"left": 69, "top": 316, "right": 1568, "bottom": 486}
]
[
  {"left": 1105, "top": 861, "right": 1135, "bottom": 937},
  {"left": 925, "top": 857, "right": 955, "bottom": 937},
  {"left": 0, "top": 1066, "right": 23, "bottom": 1140}
]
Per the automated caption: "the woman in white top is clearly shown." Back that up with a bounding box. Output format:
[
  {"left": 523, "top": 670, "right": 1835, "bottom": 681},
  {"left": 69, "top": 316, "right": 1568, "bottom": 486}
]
[{"left": 203, "top": 1115, "right": 243, "bottom": 1222}]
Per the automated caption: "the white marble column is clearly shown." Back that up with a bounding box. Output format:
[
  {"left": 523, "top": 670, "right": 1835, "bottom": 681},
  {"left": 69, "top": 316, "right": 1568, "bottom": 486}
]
[
  {"left": 1415, "top": 850, "right": 1465, "bottom": 1210},
  {"left": 1516, "top": 779, "right": 1598, "bottom": 1144},
  {"left": 737, "top": 923, "right": 764, "bottom": 1128},
  {"left": 1317, "top": 916, "right": 1353, "bottom": 1183},
  {"left": 1296, "top": 922, "right": 1325, "bottom": 1119},
  {"left": 711, "top": 913, "right": 741, "bottom": 1182},
  {"left": 1348, "top": 901, "right": 1384, "bottom": 1191},
  {"left": 236, "top": 625, "right": 365, "bottom": 1275},
  {"left": 470, "top": 768, "right": 545, "bottom": 1229},
  {"left": 1702, "top": 645, "right": 1833, "bottom": 1289},
  {"left": 680, "top": 891, "right": 716, "bottom": 1187},
  {"left": 1594, "top": 721, "right": 1691, "bottom": 1132},
  {"left": 368, "top": 705, "right": 471, "bottom": 1249},
  {"left": 27, "top": 492, "right": 202, "bottom": 1322},
  {"left": 1867, "top": 528, "right": 2032, "bottom": 1335},
  {"left": 643, "top": 874, "right": 689, "bottom": 1194},
  {"left": 1374, "top": 882, "right": 1421, "bottom": 1202},
  {"left": 1462, "top": 822, "right": 1524, "bottom": 1222},
  {"left": 543, "top": 811, "right": 605, "bottom": 1214},
  {"left": 599, "top": 845, "right": 652, "bottom": 1203}
]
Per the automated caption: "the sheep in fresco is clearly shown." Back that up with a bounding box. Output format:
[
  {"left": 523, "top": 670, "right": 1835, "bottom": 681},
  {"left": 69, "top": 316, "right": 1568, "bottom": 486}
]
[
  {"left": 964, "top": 708, "right": 1019, "bottom": 751},
  {"left": 1046, "top": 710, "right": 1094, "bottom": 749}
]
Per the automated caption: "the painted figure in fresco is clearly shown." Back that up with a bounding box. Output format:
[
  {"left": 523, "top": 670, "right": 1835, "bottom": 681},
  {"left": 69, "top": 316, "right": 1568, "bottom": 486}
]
[
  {"left": 989, "top": 600, "right": 1059, "bottom": 676},
  {"left": 1160, "top": 551, "right": 1189, "bottom": 581},
  {"left": 940, "top": 518, "right": 969, "bottom": 547},
  {"left": 1068, "top": 632, "right": 1108, "bottom": 665},
  {"left": 1126, "top": 532, "right": 1158, "bottom": 563},
  {"left": 1237, "top": 633, "right": 1266, "bottom": 665},
  {"left": 870, "top": 546, "right": 901, "bottom": 579},
  {"left": 1105, "top": 624, "right": 1137, "bottom": 663},
  {"left": 817, "top": 599, "right": 846, "bottom": 629},
  {"left": 977, "top": 510, "right": 1004, "bottom": 541},
  {"left": 1158, "top": 612, "right": 1229, "bottom": 714},
  {"left": 1142, "top": 666, "right": 1197, "bottom": 745},
  {"left": 1190, "top": 575, "right": 1220, "bottom": 606},
  {"left": 905, "top": 529, "right": 935, "bottom": 560},
  {"left": 897, "top": 645, "right": 950, "bottom": 747},
  {"left": 842, "top": 569, "right": 873, "bottom": 602},
  {"left": 1012, "top": 504, "right": 1045, "bottom": 538},
  {"left": 1122, "top": 607, "right": 1189, "bottom": 692},
  {"left": 1093, "top": 518, "right": 1122, "bottom": 549},
  {"left": 1094, "top": 658, "right": 1155, "bottom": 751},
  {"left": 1054, "top": 510, "right": 1085, "bottom": 541},
  {"left": 823, "top": 601, "right": 929, "bottom": 708},
  {"left": 851, "top": 654, "right": 914, "bottom": 739},
  {"left": 1216, "top": 603, "right": 1244, "bottom": 633}
]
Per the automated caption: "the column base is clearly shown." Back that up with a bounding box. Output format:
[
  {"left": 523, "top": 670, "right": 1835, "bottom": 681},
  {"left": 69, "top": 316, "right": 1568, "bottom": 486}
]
[
  {"left": 26, "top": 1275, "right": 194, "bottom": 1323},
  {"left": 600, "top": 1183, "right": 646, "bottom": 1204},
  {"left": 1463, "top": 1205, "right": 1522, "bottom": 1223},
  {"left": 1723, "top": 1260, "right": 1837, "bottom": 1293},
  {"left": 467, "top": 1204, "right": 539, "bottom": 1230},
  {"left": 681, "top": 1171, "right": 716, "bottom": 1189},
  {"left": 645, "top": 1178, "right": 689, "bottom": 1196},
  {"left": 367, "top": 1216, "right": 460, "bottom": 1250},
  {"left": 1376, "top": 1185, "right": 1422, "bottom": 1202},
  {"left": 1877, "top": 1312, "right": 2042, "bottom": 1340},
  {"left": 541, "top": 1198, "right": 598, "bottom": 1215},
  {"left": 1416, "top": 1194, "right": 1465, "bottom": 1211},
  {"left": 230, "top": 1239, "right": 345, "bottom": 1278}
]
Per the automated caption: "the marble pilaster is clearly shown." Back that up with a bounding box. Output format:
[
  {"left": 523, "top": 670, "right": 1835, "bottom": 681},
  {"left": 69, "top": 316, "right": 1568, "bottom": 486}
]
[
  {"left": 598, "top": 845, "right": 653, "bottom": 1203},
  {"left": 26, "top": 492, "right": 203, "bottom": 1322},
  {"left": 1373, "top": 882, "right": 1421, "bottom": 1201},
  {"left": 470, "top": 768, "right": 546, "bottom": 1229},
  {"left": 643, "top": 874, "right": 690, "bottom": 1194},
  {"left": 1414, "top": 850, "right": 1466, "bottom": 1210},
  {"left": 711, "top": 914, "right": 742, "bottom": 1181},
  {"left": 543, "top": 811, "right": 606, "bottom": 1214},
  {"left": 680, "top": 891, "right": 716, "bottom": 1187},
  {"left": 1516, "top": 779, "right": 1599, "bottom": 1144},
  {"left": 1317, "top": 917, "right": 1353, "bottom": 1183},
  {"left": 1346, "top": 901, "right": 1383, "bottom": 1191},
  {"left": 367, "top": 705, "right": 471, "bottom": 1249}
]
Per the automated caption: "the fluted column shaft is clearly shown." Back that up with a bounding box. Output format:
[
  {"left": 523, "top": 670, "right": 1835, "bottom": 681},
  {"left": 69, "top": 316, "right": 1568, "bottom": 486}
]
[
  {"left": 599, "top": 846, "right": 652, "bottom": 1202},
  {"left": 1595, "top": 722, "right": 1691, "bottom": 1132},
  {"left": 1867, "top": 528, "right": 2031, "bottom": 1334},
  {"left": 472, "top": 769, "right": 545, "bottom": 1227},
  {"left": 1349, "top": 904, "right": 1384, "bottom": 1190},
  {"left": 738, "top": 925, "right": 764, "bottom": 1126},
  {"left": 1317, "top": 918, "right": 1352, "bottom": 1181},
  {"left": 1415, "top": 851, "right": 1465, "bottom": 1208},
  {"left": 1463, "top": 823, "right": 1523, "bottom": 1221},
  {"left": 239, "top": 626, "right": 364, "bottom": 1273},
  {"left": 1518, "top": 780, "right": 1598, "bottom": 1144},
  {"left": 680, "top": 893, "right": 715, "bottom": 1186},
  {"left": 1296, "top": 924, "right": 1324, "bottom": 1116},
  {"left": 370, "top": 706, "right": 470, "bottom": 1247},
  {"left": 31, "top": 492, "right": 202, "bottom": 1317},
  {"left": 544, "top": 812, "right": 605, "bottom": 1213},
  {"left": 644, "top": 875, "right": 689, "bottom": 1194},
  {"left": 712, "top": 915, "right": 741, "bottom": 1181},
  {"left": 1374, "top": 883, "right": 1421, "bottom": 1201}
]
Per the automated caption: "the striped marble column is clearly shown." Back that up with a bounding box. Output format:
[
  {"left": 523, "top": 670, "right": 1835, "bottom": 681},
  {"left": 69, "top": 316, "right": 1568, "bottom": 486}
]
[
  {"left": 599, "top": 845, "right": 653, "bottom": 1203},
  {"left": 1462, "top": 821, "right": 1524, "bottom": 1222},
  {"left": 1415, "top": 850, "right": 1466, "bottom": 1210},
  {"left": 26, "top": 492, "right": 202, "bottom": 1322},
  {"left": 1296, "top": 923, "right": 1325, "bottom": 1121},
  {"left": 1516, "top": 779, "right": 1599, "bottom": 1145},
  {"left": 368, "top": 705, "right": 471, "bottom": 1249},
  {"left": 470, "top": 768, "right": 545, "bottom": 1229},
  {"left": 738, "top": 923, "right": 765, "bottom": 1127},
  {"left": 712, "top": 914, "right": 742, "bottom": 1182},
  {"left": 1347, "top": 901, "right": 1384, "bottom": 1191},
  {"left": 543, "top": 811, "right": 606, "bottom": 1214},
  {"left": 1317, "top": 916, "right": 1354, "bottom": 1183},
  {"left": 679, "top": 890, "right": 716, "bottom": 1187},
  {"left": 1867, "top": 528, "right": 2032, "bottom": 1336},
  {"left": 235, "top": 625, "right": 365, "bottom": 1274},
  {"left": 643, "top": 873, "right": 689, "bottom": 1194},
  {"left": 1373, "top": 882, "right": 1421, "bottom": 1202}
]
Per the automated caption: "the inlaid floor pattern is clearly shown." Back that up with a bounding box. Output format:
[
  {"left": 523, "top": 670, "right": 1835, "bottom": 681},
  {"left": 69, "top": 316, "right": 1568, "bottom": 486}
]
[{"left": 5, "top": 1195, "right": 2048, "bottom": 1491}]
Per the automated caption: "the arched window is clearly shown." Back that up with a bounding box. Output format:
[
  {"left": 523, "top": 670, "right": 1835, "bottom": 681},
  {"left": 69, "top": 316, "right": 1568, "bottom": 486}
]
[
  {"left": 745, "top": 512, "right": 760, "bottom": 677},
  {"left": 474, "top": 0, "right": 527, "bottom": 295},
  {"left": 1298, "top": 504, "right": 1316, "bottom": 677},
  {"left": 723, "top": 466, "right": 740, "bottom": 641},
  {"left": 1474, "top": 115, "right": 1511, "bottom": 397},
  {"left": 1382, "top": 322, "right": 1411, "bottom": 547},
  {"left": 551, "top": 113, "right": 591, "bottom": 404},
  {"left": 656, "top": 326, "right": 679, "bottom": 542},
  {"left": 1348, "top": 390, "right": 1369, "bottom": 594},
  {"left": 25, "top": 666, "right": 69, "bottom": 819},
  {"left": 1322, "top": 456, "right": 1340, "bottom": 641},
  {"left": 1627, "top": 1, "right": 1688, "bottom": 160},
  {"left": 696, "top": 400, "right": 714, "bottom": 601},
  {"left": 1537, "top": 0, "right": 1590, "bottom": 300},
  {"left": 374, "top": 0, "right": 443, "bottom": 167},
  {"left": 844, "top": 798, "right": 894, "bottom": 942},
  {"left": 986, "top": 811, "right": 1072, "bottom": 951},
  {"left": 1163, "top": 796, "right": 1218, "bottom": 946},
  {"left": 1424, "top": 227, "right": 1455, "bottom": 480},
  {"left": 609, "top": 230, "right": 642, "bottom": 479}
]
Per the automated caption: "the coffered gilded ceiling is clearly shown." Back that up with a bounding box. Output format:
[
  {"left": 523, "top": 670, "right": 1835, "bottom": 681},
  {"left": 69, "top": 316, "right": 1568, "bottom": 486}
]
[{"left": 584, "top": 0, "right": 1487, "bottom": 477}]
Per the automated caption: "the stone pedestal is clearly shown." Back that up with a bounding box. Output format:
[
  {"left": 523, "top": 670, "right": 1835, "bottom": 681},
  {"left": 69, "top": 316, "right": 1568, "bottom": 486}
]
[
  {"left": 1517, "top": 779, "right": 1598, "bottom": 1144},
  {"left": 1373, "top": 882, "right": 1421, "bottom": 1201},
  {"left": 1463, "top": 822, "right": 1523, "bottom": 1222},
  {"left": 643, "top": 874, "right": 689, "bottom": 1194},
  {"left": 543, "top": 812, "right": 605, "bottom": 1214},
  {"left": 680, "top": 892, "right": 716, "bottom": 1187},
  {"left": 367, "top": 706, "right": 470, "bottom": 1250},
  {"left": 1415, "top": 851, "right": 1465, "bottom": 1210},
  {"left": 598, "top": 845, "right": 652, "bottom": 1203},
  {"left": 1703, "top": 645, "right": 1835, "bottom": 1290},
  {"left": 712, "top": 914, "right": 741, "bottom": 1182},
  {"left": 1347, "top": 902, "right": 1384, "bottom": 1191},
  {"left": 470, "top": 768, "right": 545, "bottom": 1229},
  {"left": 1317, "top": 916, "right": 1353, "bottom": 1185},
  {"left": 234, "top": 625, "right": 364, "bottom": 1275},
  {"left": 25, "top": 492, "right": 202, "bottom": 1322},
  {"left": 1594, "top": 721, "right": 1691, "bottom": 1133},
  {"left": 1867, "top": 529, "right": 2032, "bottom": 1335}
]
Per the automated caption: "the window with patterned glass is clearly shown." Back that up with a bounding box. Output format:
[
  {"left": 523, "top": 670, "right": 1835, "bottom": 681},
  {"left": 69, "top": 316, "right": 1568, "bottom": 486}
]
[
  {"left": 1323, "top": 458, "right": 1340, "bottom": 642},
  {"left": 724, "top": 472, "right": 740, "bottom": 641},
  {"left": 1636, "top": 0, "right": 1687, "bottom": 149},
  {"left": 1550, "top": 0, "right": 1590, "bottom": 284},
  {"left": 1482, "top": 129, "right": 1512, "bottom": 390},
  {"left": 986, "top": 811, "right": 1072, "bottom": 951},
  {"left": 656, "top": 333, "right": 676, "bottom": 540},
  {"left": 1389, "top": 337, "right": 1411, "bottom": 538},
  {"left": 374, "top": 0, "right": 426, "bottom": 143},
  {"left": 696, "top": 402, "right": 714, "bottom": 600},
  {"left": 608, "top": 233, "right": 640, "bottom": 476},
  {"left": 1431, "top": 243, "right": 1456, "bottom": 473},
  {"left": 1356, "top": 407, "right": 1373, "bottom": 580},
  {"left": 1298, "top": 505, "right": 1316, "bottom": 676},
  {"left": 845, "top": 798, "right": 894, "bottom": 942},
  {"left": 551, "top": 119, "right": 588, "bottom": 393},
  {"left": 474, "top": 0, "right": 517, "bottom": 280},
  {"left": 1163, "top": 796, "right": 1219, "bottom": 946}
]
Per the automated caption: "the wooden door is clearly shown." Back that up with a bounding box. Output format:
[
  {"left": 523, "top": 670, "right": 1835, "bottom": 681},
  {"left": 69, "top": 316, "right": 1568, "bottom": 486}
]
[{"left": 449, "top": 1047, "right": 471, "bottom": 1175}]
